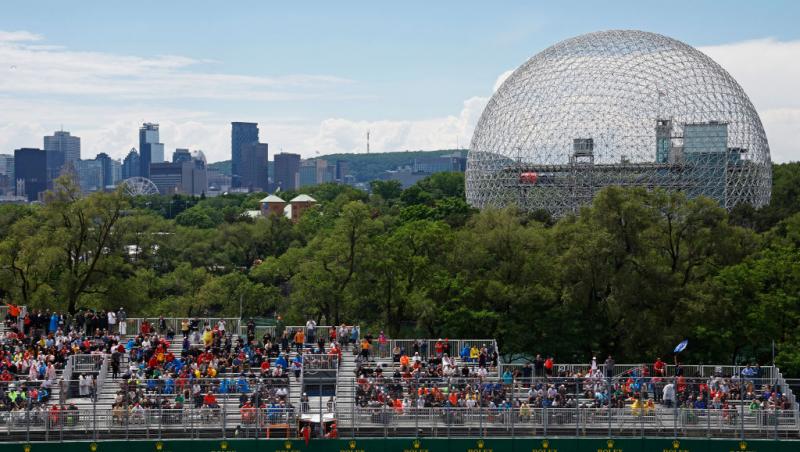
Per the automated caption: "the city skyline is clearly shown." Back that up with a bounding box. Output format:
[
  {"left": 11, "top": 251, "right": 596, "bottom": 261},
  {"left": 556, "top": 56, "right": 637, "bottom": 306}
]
[{"left": 0, "top": 1, "right": 798, "bottom": 163}]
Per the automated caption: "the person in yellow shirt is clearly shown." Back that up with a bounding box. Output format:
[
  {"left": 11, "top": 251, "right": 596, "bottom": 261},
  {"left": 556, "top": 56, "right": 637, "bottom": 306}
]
[
  {"left": 469, "top": 346, "right": 479, "bottom": 363},
  {"left": 202, "top": 328, "right": 213, "bottom": 347},
  {"left": 630, "top": 398, "right": 642, "bottom": 416}
]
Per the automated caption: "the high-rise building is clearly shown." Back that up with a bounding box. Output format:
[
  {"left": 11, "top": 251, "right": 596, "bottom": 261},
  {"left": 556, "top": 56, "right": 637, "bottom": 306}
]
[
  {"left": 95, "top": 153, "right": 115, "bottom": 188},
  {"left": 122, "top": 148, "right": 140, "bottom": 179},
  {"left": 45, "top": 149, "right": 65, "bottom": 189},
  {"left": 273, "top": 152, "right": 301, "bottom": 191},
  {"left": 44, "top": 131, "right": 81, "bottom": 166},
  {"left": 231, "top": 122, "right": 259, "bottom": 188},
  {"left": 149, "top": 151, "right": 207, "bottom": 196},
  {"left": 14, "top": 148, "right": 47, "bottom": 201},
  {"left": 75, "top": 159, "right": 104, "bottom": 193},
  {"left": 299, "top": 160, "right": 317, "bottom": 187},
  {"left": 110, "top": 159, "right": 122, "bottom": 186},
  {"left": 240, "top": 142, "right": 268, "bottom": 191},
  {"left": 335, "top": 160, "right": 349, "bottom": 182},
  {"left": 139, "top": 123, "right": 164, "bottom": 179},
  {"left": 173, "top": 148, "right": 192, "bottom": 163},
  {"left": 0, "top": 154, "right": 14, "bottom": 195}
]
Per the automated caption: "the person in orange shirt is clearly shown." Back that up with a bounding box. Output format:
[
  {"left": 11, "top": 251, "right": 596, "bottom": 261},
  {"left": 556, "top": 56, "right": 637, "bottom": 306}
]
[
  {"left": 393, "top": 398, "right": 403, "bottom": 414},
  {"left": 400, "top": 354, "right": 410, "bottom": 367}
]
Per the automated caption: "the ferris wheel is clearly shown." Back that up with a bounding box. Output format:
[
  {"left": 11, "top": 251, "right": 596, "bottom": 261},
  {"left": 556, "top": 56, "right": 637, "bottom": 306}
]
[{"left": 122, "top": 177, "right": 160, "bottom": 196}]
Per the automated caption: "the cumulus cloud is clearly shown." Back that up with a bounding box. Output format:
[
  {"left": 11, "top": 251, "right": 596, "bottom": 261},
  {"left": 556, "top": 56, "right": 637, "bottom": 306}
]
[
  {"left": 0, "top": 30, "right": 42, "bottom": 42},
  {"left": 0, "top": 31, "right": 350, "bottom": 101},
  {"left": 700, "top": 38, "right": 800, "bottom": 162},
  {"left": 0, "top": 29, "right": 797, "bottom": 164}
]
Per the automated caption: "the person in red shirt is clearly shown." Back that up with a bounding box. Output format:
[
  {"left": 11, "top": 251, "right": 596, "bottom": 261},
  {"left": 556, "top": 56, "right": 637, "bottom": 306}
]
[
  {"left": 654, "top": 357, "right": 666, "bottom": 376},
  {"left": 203, "top": 392, "right": 218, "bottom": 408},
  {"left": 544, "top": 357, "right": 554, "bottom": 377}
]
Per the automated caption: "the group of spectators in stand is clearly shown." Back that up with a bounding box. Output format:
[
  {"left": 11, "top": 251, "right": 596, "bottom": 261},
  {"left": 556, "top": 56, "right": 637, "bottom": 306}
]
[
  {"left": 109, "top": 319, "right": 359, "bottom": 426},
  {"left": 1, "top": 303, "right": 121, "bottom": 418},
  {"left": 502, "top": 355, "right": 792, "bottom": 419},
  {"left": 353, "top": 338, "right": 503, "bottom": 413}
]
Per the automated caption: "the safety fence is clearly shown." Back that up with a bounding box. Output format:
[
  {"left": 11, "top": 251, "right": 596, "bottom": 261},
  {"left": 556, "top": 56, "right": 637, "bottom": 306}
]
[
  {"left": 0, "top": 404, "right": 796, "bottom": 442},
  {"left": 124, "top": 318, "right": 241, "bottom": 337}
]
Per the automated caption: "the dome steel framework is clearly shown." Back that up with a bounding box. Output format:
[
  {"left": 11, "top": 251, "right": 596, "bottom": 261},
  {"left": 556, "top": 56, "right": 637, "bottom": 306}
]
[{"left": 466, "top": 30, "right": 772, "bottom": 216}]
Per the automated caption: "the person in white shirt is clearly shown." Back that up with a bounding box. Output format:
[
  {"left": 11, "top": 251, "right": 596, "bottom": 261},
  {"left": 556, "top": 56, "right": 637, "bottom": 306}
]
[{"left": 107, "top": 311, "right": 117, "bottom": 334}]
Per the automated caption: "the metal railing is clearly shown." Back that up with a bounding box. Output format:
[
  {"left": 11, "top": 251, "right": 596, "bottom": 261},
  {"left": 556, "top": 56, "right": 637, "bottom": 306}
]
[
  {"left": 304, "top": 354, "right": 339, "bottom": 370},
  {"left": 124, "top": 318, "right": 242, "bottom": 337},
  {"left": 0, "top": 401, "right": 795, "bottom": 442}
]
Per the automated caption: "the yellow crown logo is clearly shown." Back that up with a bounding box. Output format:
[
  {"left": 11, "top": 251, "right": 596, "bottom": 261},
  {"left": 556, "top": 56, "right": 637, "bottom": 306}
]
[
  {"left": 477, "top": 439, "right": 484, "bottom": 449},
  {"left": 672, "top": 440, "right": 680, "bottom": 449},
  {"left": 349, "top": 440, "right": 357, "bottom": 449},
  {"left": 220, "top": 442, "right": 228, "bottom": 451},
  {"left": 413, "top": 439, "right": 421, "bottom": 449},
  {"left": 607, "top": 439, "right": 614, "bottom": 448},
  {"left": 155, "top": 442, "right": 163, "bottom": 451},
  {"left": 285, "top": 441, "right": 293, "bottom": 450},
  {"left": 542, "top": 439, "right": 549, "bottom": 449},
  {"left": 89, "top": 444, "right": 98, "bottom": 452},
  {"left": 23, "top": 445, "right": 32, "bottom": 452},
  {"left": 739, "top": 441, "right": 747, "bottom": 450}
]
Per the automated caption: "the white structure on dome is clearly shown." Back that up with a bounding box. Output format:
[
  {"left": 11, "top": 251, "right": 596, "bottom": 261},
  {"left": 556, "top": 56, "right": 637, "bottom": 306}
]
[{"left": 466, "top": 30, "right": 771, "bottom": 216}]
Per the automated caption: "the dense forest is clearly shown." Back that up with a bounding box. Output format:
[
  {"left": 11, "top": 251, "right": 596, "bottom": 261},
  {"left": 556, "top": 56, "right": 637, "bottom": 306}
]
[{"left": 1, "top": 163, "right": 799, "bottom": 372}]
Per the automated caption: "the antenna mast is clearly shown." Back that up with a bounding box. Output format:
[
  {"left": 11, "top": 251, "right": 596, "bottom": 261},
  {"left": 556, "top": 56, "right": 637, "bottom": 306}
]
[{"left": 366, "top": 130, "right": 370, "bottom": 154}]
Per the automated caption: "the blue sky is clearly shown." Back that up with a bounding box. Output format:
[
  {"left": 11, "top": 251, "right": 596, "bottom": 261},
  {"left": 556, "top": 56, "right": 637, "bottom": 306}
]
[{"left": 1, "top": 1, "right": 798, "bottom": 162}]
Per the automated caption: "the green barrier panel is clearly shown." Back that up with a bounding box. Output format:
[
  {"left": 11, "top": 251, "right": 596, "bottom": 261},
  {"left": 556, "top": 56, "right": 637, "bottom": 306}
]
[{"left": 9, "top": 438, "right": 800, "bottom": 452}]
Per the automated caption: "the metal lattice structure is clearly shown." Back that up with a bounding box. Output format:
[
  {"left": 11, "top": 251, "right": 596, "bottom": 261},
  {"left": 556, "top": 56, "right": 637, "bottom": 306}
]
[
  {"left": 121, "top": 176, "right": 160, "bottom": 196},
  {"left": 466, "top": 30, "right": 772, "bottom": 216}
]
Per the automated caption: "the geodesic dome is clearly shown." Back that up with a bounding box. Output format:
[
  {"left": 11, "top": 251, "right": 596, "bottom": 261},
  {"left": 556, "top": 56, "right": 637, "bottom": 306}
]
[{"left": 466, "top": 30, "right": 772, "bottom": 216}]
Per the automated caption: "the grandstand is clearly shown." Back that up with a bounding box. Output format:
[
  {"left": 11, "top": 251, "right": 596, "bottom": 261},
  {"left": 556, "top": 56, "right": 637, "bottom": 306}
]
[{"left": 1, "top": 307, "right": 799, "bottom": 449}]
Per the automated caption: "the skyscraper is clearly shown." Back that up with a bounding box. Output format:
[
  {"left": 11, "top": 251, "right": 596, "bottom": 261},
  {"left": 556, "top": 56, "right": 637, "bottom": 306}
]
[
  {"left": 139, "top": 123, "right": 164, "bottom": 179},
  {"left": 172, "top": 148, "right": 191, "bottom": 163},
  {"left": 149, "top": 151, "right": 207, "bottom": 195},
  {"left": 95, "top": 153, "right": 115, "bottom": 188},
  {"left": 14, "top": 148, "right": 47, "bottom": 201},
  {"left": 45, "top": 149, "right": 65, "bottom": 189},
  {"left": 240, "top": 142, "right": 268, "bottom": 192},
  {"left": 274, "top": 152, "right": 301, "bottom": 191},
  {"left": 231, "top": 122, "right": 259, "bottom": 188},
  {"left": 122, "top": 148, "right": 140, "bottom": 179},
  {"left": 44, "top": 130, "right": 81, "bottom": 166},
  {"left": 0, "top": 154, "right": 14, "bottom": 194}
]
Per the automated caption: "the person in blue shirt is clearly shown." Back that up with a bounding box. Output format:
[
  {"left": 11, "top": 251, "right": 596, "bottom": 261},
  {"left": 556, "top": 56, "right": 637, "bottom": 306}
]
[
  {"left": 238, "top": 375, "right": 249, "bottom": 394},
  {"left": 275, "top": 354, "right": 288, "bottom": 369},
  {"left": 163, "top": 377, "right": 175, "bottom": 394},
  {"left": 49, "top": 312, "right": 58, "bottom": 333},
  {"left": 460, "top": 345, "right": 470, "bottom": 361}
]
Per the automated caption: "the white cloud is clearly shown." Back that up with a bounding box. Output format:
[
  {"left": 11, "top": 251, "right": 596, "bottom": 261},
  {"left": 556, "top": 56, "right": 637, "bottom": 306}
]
[
  {"left": 493, "top": 69, "right": 515, "bottom": 92},
  {"left": 0, "top": 30, "right": 797, "bottom": 164},
  {"left": 700, "top": 38, "right": 800, "bottom": 163},
  {"left": 0, "top": 30, "right": 42, "bottom": 42},
  {"left": 0, "top": 31, "right": 351, "bottom": 101}
]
